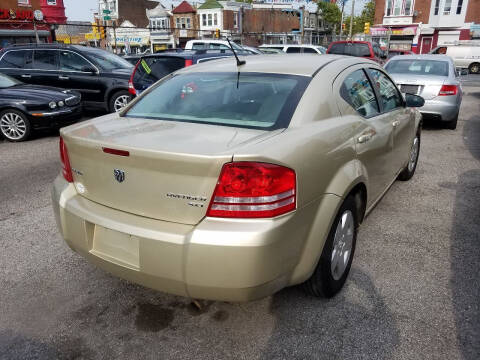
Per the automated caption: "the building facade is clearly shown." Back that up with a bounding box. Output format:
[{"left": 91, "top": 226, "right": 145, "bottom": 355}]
[
  {"left": 172, "top": 1, "right": 198, "bottom": 48},
  {"left": 373, "top": 0, "right": 480, "bottom": 53},
  {"left": 40, "top": 0, "right": 67, "bottom": 24},
  {"left": 0, "top": 0, "right": 50, "bottom": 49},
  {"left": 147, "top": 2, "right": 175, "bottom": 51}
]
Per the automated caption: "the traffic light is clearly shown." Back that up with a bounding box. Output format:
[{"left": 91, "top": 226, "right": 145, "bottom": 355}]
[
  {"left": 99, "top": 26, "right": 106, "bottom": 39},
  {"left": 342, "top": 23, "right": 346, "bottom": 31},
  {"left": 364, "top": 22, "right": 370, "bottom": 34},
  {"left": 215, "top": 29, "right": 220, "bottom": 39}
]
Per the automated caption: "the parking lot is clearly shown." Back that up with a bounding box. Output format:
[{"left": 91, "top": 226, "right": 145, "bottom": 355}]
[{"left": 1, "top": 80, "right": 479, "bottom": 359}]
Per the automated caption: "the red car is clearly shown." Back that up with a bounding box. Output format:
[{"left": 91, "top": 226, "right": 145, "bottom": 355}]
[{"left": 326, "top": 41, "right": 386, "bottom": 64}]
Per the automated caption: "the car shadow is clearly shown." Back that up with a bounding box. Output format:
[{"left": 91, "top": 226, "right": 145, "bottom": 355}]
[
  {"left": 449, "top": 114, "right": 480, "bottom": 360},
  {"left": 260, "top": 269, "right": 400, "bottom": 359}
]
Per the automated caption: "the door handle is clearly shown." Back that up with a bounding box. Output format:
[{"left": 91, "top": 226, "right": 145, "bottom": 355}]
[
  {"left": 21, "top": 74, "right": 31, "bottom": 79},
  {"left": 58, "top": 75, "right": 70, "bottom": 80},
  {"left": 357, "top": 129, "right": 377, "bottom": 144},
  {"left": 392, "top": 120, "right": 400, "bottom": 127}
]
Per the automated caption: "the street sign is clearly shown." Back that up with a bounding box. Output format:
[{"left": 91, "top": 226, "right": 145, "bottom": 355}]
[
  {"left": 102, "top": 9, "right": 111, "bottom": 14},
  {"left": 103, "top": 16, "right": 111, "bottom": 20}
]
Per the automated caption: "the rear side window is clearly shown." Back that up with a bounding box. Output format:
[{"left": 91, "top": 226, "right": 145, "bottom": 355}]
[
  {"left": 303, "top": 48, "right": 318, "bottom": 54},
  {"left": 286, "top": 47, "right": 302, "bottom": 53},
  {"left": 191, "top": 43, "right": 205, "bottom": 50},
  {"left": 126, "top": 72, "right": 310, "bottom": 130},
  {"left": 0, "top": 51, "right": 26, "bottom": 68},
  {"left": 133, "top": 57, "right": 185, "bottom": 91},
  {"left": 34, "top": 50, "right": 57, "bottom": 70},
  {"left": 340, "top": 69, "right": 379, "bottom": 117},
  {"left": 368, "top": 69, "right": 403, "bottom": 112}
]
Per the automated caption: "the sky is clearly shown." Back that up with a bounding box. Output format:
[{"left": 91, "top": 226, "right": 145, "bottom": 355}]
[{"left": 63, "top": 0, "right": 366, "bottom": 22}]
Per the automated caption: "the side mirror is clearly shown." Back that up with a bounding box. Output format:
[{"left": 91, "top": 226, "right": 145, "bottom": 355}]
[
  {"left": 81, "top": 65, "right": 96, "bottom": 73},
  {"left": 405, "top": 93, "right": 425, "bottom": 108}
]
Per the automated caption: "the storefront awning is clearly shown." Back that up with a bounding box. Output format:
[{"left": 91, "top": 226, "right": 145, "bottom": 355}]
[{"left": 0, "top": 29, "right": 50, "bottom": 36}]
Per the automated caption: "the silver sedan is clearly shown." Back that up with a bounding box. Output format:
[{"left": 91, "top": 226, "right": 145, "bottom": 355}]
[{"left": 385, "top": 54, "right": 462, "bottom": 129}]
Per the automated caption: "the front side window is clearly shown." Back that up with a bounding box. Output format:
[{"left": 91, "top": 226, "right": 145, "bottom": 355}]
[
  {"left": 59, "top": 51, "right": 92, "bottom": 72},
  {"left": 340, "top": 69, "right": 379, "bottom": 117},
  {"left": 126, "top": 72, "right": 310, "bottom": 130},
  {"left": 303, "top": 47, "right": 317, "bottom": 54},
  {"left": 34, "top": 50, "right": 57, "bottom": 70},
  {"left": 368, "top": 69, "right": 403, "bottom": 112},
  {"left": 0, "top": 50, "right": 26, "bottom": 68},
  {"left": 286, "top": 47, "right": 302, "bottom": 53}
]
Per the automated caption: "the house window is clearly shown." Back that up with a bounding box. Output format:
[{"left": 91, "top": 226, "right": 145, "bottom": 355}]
[
  {"left": 456, "top": 0, "right": 463, "bottom": 14},
  {"left": 208, "top": 13, "right": 212, "bottom": 26},
  {"left": 386, "top": 0, "right": 393, "bottom": 16},
  {"left": 47, "top": 0, "right": 57, "bottom": 5},
  {"left": 393, "top": 0, "right": 402, "bottom": 15},
  {"left": 443, "top": 0, "right": 452, "bottom": 15},
  {"left": 213, "top": 13, "right": 217, "bottom": 26},
  {"left": 404, "top": 0, "right": 412, "bottom": 15},
  {"left": 434, "top": 0, "right": 440, "bottom": 15},
  {"left": 233, "top": 12, "right": 238, "bottom": 28},
  {"left": 187, "top": 18, "right": 191, "bottom": 29},
  {"left": 17, "top": 0, "right": 30, "bottom": 5},
  {"left": 202, "top": 14, "right": 207, "bottom": 27},
  {"left": 385, "top": 0, "right": 415, "bottom": 17}
]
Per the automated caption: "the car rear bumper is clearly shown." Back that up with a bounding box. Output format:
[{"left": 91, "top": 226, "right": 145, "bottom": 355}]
[
  {"left": 29, "top": 105, "right": 82, "bottom": 129},
  {"left": 52, "top": 176, "right": 337, "bottom": 301},
  {"left": 420, "top": 96, "right": 460, "bottom": 122}
]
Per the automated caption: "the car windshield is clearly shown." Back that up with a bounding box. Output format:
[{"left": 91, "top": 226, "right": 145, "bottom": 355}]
[
  {"left": 0, "top": 73, "right": 21, "bottom": 88},
  {"left": 385, "top": 59, "right": 449, "bottom": 76},
  {"left": 125, "top": 72, "right": 309, "bottom": 130},
  {"left": 329, "top": 43, "right": 371, "bottom": 57},
  {"left": 81, "top": 48, "right": 133, "bottom": 70}
]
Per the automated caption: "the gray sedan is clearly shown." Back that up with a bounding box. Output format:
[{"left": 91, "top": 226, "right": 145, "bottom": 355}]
[{"left": 385, "top": 54, "right": 462, "bottom": 129}]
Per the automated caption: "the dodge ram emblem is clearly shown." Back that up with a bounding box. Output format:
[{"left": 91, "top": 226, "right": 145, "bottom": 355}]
[{"left": 114, "top": 169, "right": 125, "bottom": 183}]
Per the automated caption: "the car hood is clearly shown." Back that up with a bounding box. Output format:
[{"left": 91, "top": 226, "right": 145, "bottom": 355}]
[{"left": 1, "top": 84, "right": 73, "bottom": 102}]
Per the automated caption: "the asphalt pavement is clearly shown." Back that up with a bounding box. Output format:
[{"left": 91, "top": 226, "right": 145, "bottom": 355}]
[{"left": 0, "top": 82, "right": 479, "bottom": 360}]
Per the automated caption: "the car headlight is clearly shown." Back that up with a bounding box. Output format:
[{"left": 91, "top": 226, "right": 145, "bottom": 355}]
[
  {"left": 58, "top": 101, "right": 65, "bottom": 107},
  {"left": 49, "top": 102, "right": 57, "bottom": 109}
]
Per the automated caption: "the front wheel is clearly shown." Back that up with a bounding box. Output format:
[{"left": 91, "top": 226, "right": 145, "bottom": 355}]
[
  {"left": 469, "top": 63, "right": 480, "bottom": 74},
  {"left": 303, "top": 195, "right": 358, "bottom": 298},
  {"left": 0, "top": 109, "right": 31, "bottom": 142},
  {"left": 398, "top": 131, "right": 421, "bottom": 181},
  {"left": 109, "top": 90, "right": 132, "bottom": 113}
]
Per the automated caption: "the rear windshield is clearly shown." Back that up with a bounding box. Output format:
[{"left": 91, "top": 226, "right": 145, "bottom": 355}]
[
  {"left": 385, "top": 59, "right": 449, "bottom": 76},
  {"left": 329, "top": 43, "right": 371, "bottom": 57},
  {"left": 125, "top": 72, "right": 310, "bottom": 130},
  {"left": 133, "top": 57, "right": 185, "bottom": 92}
]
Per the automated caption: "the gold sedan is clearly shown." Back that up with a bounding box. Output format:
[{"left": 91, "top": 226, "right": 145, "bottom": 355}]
[{"left": 52, "top": 55, "right": 424, "bottom": 301}]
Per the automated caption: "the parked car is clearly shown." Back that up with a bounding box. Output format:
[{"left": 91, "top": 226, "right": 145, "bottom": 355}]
[
  {"left": 130, "top": 49, "right": 249, "bottom": 95},
  {"left": 327, "top": 41, "right": 385, "bottom": 63},
  {"left": 385, "top": 54, "right": 462, "bottom": 129},
  {"left": 430, "top": 44, "right": 480, "bottom": 74},
  {"left": 184, "top": 39, "right": 245, "bottom": 51},
  {"left": 53, "top": 55, "right": 424, "bottom": 301},
  {"left": 0, "top": 44, "right": 133, "bottom": 113},
  {"left": 387, "top": 50, "right": 414, "bottom": 58},
  {"left": 123, "top": 54, "right": 142, "bottom": 65},
  {"left": 258, "top": 48, "right": 284, "bottom": 54},
  {"left": 259, "top": 44, "right": 326, "bottom": 54},
  {"left": 241, "top": 45, "right": 263, "bottom": 55},
  {"left": 0, "top": 72, "right": 81, "bottom": 141}
]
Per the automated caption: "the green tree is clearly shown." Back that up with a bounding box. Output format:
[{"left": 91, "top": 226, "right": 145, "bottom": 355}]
[{"left": 317, "top": 1, "right": 342, "bottom": 32}]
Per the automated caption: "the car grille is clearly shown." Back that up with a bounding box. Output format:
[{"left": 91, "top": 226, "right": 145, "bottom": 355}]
[
  {"left": 65, "top": 96, "right": 81, "bottom": 107},
  {"left": 400, "top": 84, "right": 419, "bottom": 94}
]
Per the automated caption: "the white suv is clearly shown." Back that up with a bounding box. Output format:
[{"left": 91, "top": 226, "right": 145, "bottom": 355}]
[{"left": 259, "top": 44, "right": 326, "bottom": 54}]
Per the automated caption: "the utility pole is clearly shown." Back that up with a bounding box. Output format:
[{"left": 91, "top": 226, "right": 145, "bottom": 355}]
[
  {"left": 348, "top": 0, "right": 355, "bottom": 40},
  {"left": 339, "top": 0, "right": 346, "bottom": 38}
]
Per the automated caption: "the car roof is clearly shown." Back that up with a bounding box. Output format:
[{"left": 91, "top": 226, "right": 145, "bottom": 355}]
[
  {"left": 142, "top": 50, "right": 237, "bottom": 59},
  {"left": 388, "top": 54, "right": 453, "bottom": 62},
  {"left": 329, "top": 41, "right": 371, "bottom": 45},
  {"left": 177, "top": 54, "right": 376, "bottom": 77}
]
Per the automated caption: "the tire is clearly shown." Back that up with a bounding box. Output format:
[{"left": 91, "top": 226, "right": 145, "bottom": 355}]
[
  {"left": 109, "top": 90, "right": 132, "bottom": 113},
  {"left": 445, "top": 113, "right": 458, "bottom": 130},
  {"left": 303, "top": 195, "right": 358, "bottom": 298},
  {"left": 0, "top": 109, "right": 31, "bottom": 142},
  {"left": 469, "top": 63, "right": 480, "bottom": 74},
  {"left": 398, "top": 130, "right": 421, "bottom": 181}
]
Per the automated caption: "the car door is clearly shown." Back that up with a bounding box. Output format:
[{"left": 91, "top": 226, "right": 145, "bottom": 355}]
[
  {"left": 31, "top": 49, "right": 60, "bottom": 87},
  {"left": 58, "top": 50, "right": 100, "bottom": 102},
  {"left": 335, "top": 67, "right": 397, "bottom": 205},
  {"left": 0, "top": 49, "right": 33, "bottom": 83},
  {"left": 367, "top": 68, "right": 413, "bottom": 176}
]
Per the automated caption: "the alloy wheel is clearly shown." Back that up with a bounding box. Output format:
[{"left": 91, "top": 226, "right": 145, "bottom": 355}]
[
  {"left": 331, "top": 210, "right": 354, "bottom": 281},
  {"left": 0, "top": 112, "right": 27, "bottom": 141},
  {"left": 408, "top": 136, "right": 420, "bottom": 172},
  {"left": 113, "top": 95, "right": 130, "bottom": 112},
  {"left": 470, "top": 64, "right": 479, "bottom": 74}
]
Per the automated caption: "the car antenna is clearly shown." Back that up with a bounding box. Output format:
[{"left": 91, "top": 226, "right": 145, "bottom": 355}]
[{"left": 226, "top": 37, "right": 246, "bottom": 67}]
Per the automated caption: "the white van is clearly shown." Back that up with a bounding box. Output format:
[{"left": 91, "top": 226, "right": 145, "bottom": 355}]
[
  {"left": 259, "top": 44, "right": 326, "bottom": 54},
  {"left": 184, "top": 40, "right": 245, "bottom": 52},
  {"left": 430, "top": 45, "right": 480, "bottom": 74}
]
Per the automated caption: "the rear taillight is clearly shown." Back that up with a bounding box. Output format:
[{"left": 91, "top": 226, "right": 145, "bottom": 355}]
[
  {"left": 59, "top": 137, "right": 73, "bottom": 183},
  {"left": 184, "top": 59, "right": 193, "bottom": 67},
  {"left": 128, "top": 60, "right": 141, "bottom": 95},
  {"left": 207, "top": 162, "right": 296, "bottom": 218},
  {"left": 438, "top": 85, "right": 457, "bottom": 96}
]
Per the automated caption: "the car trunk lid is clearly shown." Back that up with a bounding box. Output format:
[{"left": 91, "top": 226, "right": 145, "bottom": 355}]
[
  {"left": 391, "top": 74, "right": 446, "bottom": 100},
  {"left": 62, "top": 115, "right": 278, "bottom": 225}
]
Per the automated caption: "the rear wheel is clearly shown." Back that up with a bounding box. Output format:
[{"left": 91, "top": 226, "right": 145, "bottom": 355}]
[
  {"left": 469, "top": 63, "right": 480, "bottom": 74},
  {"left": 109, "top": 90, "right": 132, "bottom": 113},
  {"left": 0, "top": 109, "right": 31, "bottom": 142},
  {"left": 303, "top": 195, "right": 358, "bottom": 298},
  {"left": 445, "top": 113, "right": 458, "bottom": 130},
  {"left": 398, "top": 131, "right": 421, "bottom": 181}
]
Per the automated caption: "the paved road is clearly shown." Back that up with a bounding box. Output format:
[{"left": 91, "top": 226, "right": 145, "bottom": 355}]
[{"left": 1, "top": 92, "right": 479, "bottom": 360}]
